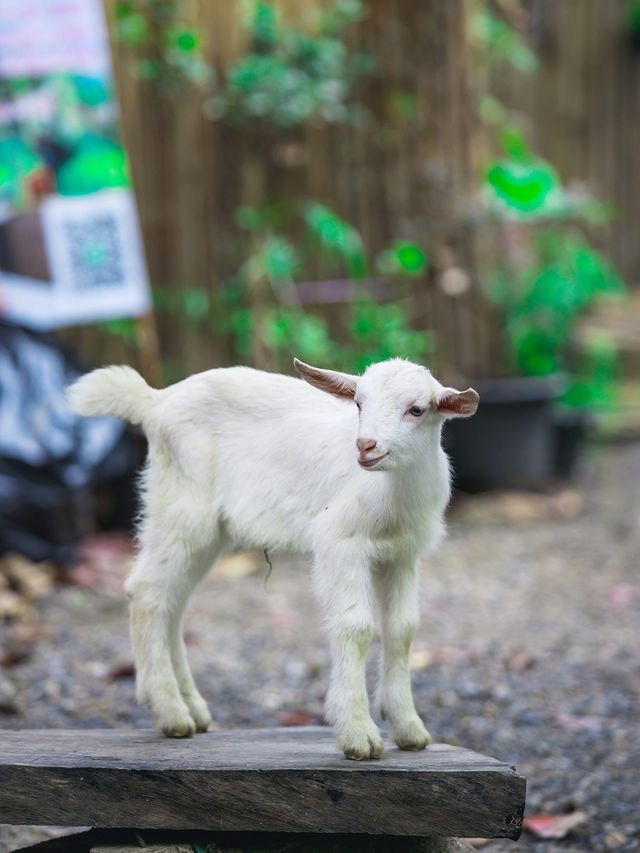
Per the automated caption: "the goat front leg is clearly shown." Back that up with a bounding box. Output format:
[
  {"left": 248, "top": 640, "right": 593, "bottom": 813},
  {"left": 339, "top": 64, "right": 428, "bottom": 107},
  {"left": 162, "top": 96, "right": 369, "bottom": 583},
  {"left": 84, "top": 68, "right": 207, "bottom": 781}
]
[
  {"left": 374, "top": 560, "right": 431, "bottom": 751},
  {"left": 314, "top": 542, "right": 383, "bottom": 760}
]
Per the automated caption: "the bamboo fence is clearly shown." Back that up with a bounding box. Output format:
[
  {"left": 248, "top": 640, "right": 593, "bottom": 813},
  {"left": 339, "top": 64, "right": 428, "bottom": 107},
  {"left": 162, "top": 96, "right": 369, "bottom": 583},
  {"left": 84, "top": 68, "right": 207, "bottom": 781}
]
[{"left": 65, "top": 0, "right": 639, "bottom": 382}]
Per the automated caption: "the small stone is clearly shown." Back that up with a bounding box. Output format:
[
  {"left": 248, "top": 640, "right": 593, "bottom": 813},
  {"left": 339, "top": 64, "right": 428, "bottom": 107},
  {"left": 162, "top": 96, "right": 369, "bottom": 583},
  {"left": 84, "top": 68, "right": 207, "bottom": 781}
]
[{"left": 0, "top": 674, "right": 21, "bottom": 714}]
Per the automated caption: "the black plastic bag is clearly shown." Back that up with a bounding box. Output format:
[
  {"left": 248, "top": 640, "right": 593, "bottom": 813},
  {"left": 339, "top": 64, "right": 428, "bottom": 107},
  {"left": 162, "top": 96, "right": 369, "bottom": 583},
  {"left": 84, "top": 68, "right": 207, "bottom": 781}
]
[{"left": 0, "top": 321, "right": 145, "bottom": 563}]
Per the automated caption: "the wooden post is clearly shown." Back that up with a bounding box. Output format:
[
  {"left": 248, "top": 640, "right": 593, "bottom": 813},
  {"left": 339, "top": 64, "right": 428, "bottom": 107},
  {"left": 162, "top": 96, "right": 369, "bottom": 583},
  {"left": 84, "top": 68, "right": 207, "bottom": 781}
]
[{"left": 134, "top": 311, "right": 163, "bottom": 387}]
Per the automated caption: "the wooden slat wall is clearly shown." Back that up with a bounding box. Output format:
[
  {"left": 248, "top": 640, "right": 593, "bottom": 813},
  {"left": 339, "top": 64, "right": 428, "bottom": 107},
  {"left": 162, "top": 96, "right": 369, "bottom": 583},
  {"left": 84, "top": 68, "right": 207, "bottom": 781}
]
[{"left": 76, "top": 0, "right": 494, "bottom": 382}]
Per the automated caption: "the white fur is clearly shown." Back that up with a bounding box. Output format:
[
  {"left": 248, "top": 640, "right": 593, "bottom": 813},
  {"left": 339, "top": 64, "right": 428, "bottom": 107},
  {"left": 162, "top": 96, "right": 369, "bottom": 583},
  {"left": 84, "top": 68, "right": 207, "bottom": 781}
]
[{"left": 67, "top": 358, "right": 478, "bottom": 759}]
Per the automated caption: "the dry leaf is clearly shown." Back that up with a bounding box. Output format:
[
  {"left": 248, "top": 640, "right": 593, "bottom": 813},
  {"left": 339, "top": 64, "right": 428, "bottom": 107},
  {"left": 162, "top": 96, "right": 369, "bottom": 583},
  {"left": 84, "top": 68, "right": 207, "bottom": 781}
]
[
  {"left": 0, "top": 590, "right": 33, "bottom": 621},
  {"left": 277, "top": 709, "right": 321, "bottom": 727},
  {"left": 457, "top": 489, "right": 582, "bottom": 523},
  {"left": 610, "top": 583, "right": 635, "bottom": 608},
  {"left": 410, "top": 647, "right": 433, "bottom": 671},
  {"left": 524, "top": 810, "right": 588, "bottom": 839},
  {"left": 0, "top": 647, "right": 31, "bottom": 669},
  {"left": 505, "top": 648, "right": 537, "bottom": 673},
  {"left": 105, "top": 661, "right": 136, "bottom": 681},
  {"left": 3, "top": 554, "right": 54, "bottom": 599},
  {"left": 66, "top": 534, "right": 135, "bottom": 597},
  {"left": 555, "top": 713, "right": 605, "bottom": 733}
]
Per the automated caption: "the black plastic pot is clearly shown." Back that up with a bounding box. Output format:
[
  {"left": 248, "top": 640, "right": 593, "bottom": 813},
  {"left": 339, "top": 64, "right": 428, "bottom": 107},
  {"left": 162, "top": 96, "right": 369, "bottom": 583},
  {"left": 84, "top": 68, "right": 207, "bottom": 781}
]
[
  {"left": 553, "top": 407, "right": 592, "bottom": 481},
  {"left": 443, "top": 375, "right": 564, "bottom": 492}
]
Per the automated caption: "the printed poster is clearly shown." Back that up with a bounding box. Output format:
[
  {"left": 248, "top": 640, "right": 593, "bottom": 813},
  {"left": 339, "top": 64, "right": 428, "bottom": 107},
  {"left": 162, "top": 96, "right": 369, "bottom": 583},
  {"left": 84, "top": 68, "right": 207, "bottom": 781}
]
[{"left": 0, "top": 0, "right": 151, "bottom": 329}]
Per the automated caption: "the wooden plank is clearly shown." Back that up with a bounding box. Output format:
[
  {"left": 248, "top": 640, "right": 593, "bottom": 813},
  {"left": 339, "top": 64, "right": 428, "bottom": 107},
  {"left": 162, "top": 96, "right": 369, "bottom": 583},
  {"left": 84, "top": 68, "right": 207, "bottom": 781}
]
[{"left": 0, "top": 727, "right": 524, "bottom": 839}]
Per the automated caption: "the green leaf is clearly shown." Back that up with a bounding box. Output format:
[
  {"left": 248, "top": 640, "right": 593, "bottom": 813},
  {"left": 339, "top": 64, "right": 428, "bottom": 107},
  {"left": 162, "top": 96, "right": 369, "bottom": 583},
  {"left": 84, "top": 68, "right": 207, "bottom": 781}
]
[
  {"left": 117, "top": 11, "right": 148, "bottom": 46},
  {"left": 472, "top": 8, "right": 537, "bottom": 73},
  {"left": 183, "top": 288, "right": 210, "bottom": 321},
  {"left": 235, "top": 205, "right": 263, "bottom": 230},
  {"left": 377, "top": 241, "right": 427, "bottom": 277},
  {"left": 174, "top": 30, "right": 198, "bottom": 53},
  {"left": 115, "top": 2, "right": 134, "bottom": 20},
  {"left": 485, "top": 157, "right": 559, "bottom": 214},
  {"left": 478, "top": 94, "right": 508, "bottom": 126},
  {"left": 304, "top": 203, "right": 367, "bottom": 277},
  {"left": 250, "top": 0, "right": 278, "bottom": 49},
  {"left": 101, "top": 317, "right": 137, "bottom": 343},
  {"left": 499, "top": 126, "right": 531, "bottom": 160},
  {"left": 627, "top": 1, "right": 640, "bottom": 34},
  {"left": 261, "top": 235, "right": 299, "bottom": 282}
]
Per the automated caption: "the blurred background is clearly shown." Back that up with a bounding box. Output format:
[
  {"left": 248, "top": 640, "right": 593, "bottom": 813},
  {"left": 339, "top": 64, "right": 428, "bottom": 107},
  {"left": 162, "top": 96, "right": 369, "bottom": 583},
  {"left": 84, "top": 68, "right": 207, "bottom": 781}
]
[{"left": 0, "top": 2, "right": 639, "bottom": 851}]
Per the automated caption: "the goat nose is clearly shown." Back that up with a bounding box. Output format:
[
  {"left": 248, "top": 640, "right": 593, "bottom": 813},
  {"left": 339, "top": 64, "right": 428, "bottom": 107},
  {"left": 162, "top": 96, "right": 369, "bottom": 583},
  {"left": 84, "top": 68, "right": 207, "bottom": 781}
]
[{"left": 356, "top": 437, "right": 377, "bottom": 453}]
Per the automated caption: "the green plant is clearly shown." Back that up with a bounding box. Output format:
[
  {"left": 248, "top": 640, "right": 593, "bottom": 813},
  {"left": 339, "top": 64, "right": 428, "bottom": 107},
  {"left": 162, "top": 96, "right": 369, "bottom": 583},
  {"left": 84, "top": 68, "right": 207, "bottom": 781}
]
[
  {"left": 206, "top": 0, "right": 373, "bottom": 126},
  {"left": 471, "top": 6, "right": 537, "bottom": 73},
  {"left": 114, "top": 0, "right": 210, "bottom": 89},
  {"left": 484, "top": 128, "right": 611, "bottom": 223},
  {"left": 115, "top": 0, "right": 372, "bottom": 122},
  {"left": 202, "top": 201, "right": 431, "bottom": 373},
  {"left": 487, "top": 228, "right": 625, "bottom": 407},
  {"left": 627, "top": 0, "right": 640, "bottom": 36}
]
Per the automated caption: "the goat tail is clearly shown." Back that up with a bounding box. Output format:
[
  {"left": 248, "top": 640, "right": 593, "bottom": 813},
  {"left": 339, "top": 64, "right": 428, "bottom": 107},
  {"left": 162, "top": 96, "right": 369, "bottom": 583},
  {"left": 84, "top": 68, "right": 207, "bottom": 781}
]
[{"left": 66, "top": 365, "right": 158, "bottom": 426}]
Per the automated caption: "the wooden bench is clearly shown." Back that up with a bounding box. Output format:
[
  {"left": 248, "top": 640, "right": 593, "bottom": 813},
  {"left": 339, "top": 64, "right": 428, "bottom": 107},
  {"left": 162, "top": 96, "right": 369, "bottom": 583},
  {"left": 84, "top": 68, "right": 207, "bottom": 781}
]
[{"left": 0, "top": 727, "right": 526, "bottom": 852}]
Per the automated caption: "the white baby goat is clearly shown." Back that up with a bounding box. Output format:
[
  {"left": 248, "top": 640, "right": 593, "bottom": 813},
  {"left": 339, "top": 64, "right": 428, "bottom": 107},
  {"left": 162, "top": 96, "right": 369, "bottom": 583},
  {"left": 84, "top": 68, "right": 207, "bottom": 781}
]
[{"left": 67, "top": 357, "right": 478, "bottom": 760}]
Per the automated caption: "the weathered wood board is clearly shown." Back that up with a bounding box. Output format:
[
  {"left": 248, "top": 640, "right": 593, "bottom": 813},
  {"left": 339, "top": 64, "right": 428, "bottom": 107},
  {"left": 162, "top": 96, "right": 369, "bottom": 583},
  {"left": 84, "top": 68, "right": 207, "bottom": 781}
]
[{"left": 0, "top": 727, "right": 525, "bottom": 839}]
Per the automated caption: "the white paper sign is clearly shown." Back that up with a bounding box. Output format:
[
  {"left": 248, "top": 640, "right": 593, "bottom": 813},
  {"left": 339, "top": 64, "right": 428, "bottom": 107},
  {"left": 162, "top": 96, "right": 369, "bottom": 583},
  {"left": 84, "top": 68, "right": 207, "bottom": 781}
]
[{"left": 0, "top": 190, "right": 150, "bottom": 329}]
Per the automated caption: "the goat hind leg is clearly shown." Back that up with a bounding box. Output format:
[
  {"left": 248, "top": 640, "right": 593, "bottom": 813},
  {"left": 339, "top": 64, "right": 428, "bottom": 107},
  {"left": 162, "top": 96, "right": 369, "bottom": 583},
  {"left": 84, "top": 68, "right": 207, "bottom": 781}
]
[
  {"left": 167, "top": 545, "right": 220, "bottom": 732},
  {"left": 126, "top": 540, "right": 211, "bottom": 737}
]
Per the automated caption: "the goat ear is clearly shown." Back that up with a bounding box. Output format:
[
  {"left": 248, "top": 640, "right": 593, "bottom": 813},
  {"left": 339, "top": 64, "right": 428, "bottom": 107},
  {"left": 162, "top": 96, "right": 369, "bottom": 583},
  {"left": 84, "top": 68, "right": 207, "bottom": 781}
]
[
  {"left": 293, "top": 358, "right": 357, "bottom": 399},
  {"left": 436, "top": 387, "right": 479, "bottom": 418}
]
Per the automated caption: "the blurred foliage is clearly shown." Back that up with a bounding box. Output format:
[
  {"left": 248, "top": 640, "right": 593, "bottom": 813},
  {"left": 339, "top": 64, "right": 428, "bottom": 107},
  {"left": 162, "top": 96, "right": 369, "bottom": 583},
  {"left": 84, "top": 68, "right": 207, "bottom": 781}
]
[
  {"left": 561, "top": 333, "right": 620, "bottom": 412},
  {"left": 115, "top": 0, "right": 211, "bottom": 90},
  {"left": 304, "top": 202, "right": 367, "bottom": 277},
  {"left": 101, "top": 317, "right": 138, "bottom": 344},
  {"left": 206, "top": 0, "right": 373, "bottom": 126},
  {"left": 484, "top": 127, "right": 613, "bottom": 223},
  {"left": 626, "top": 0, "right": 640, "bottom": 34},
  {"left": 487, "top": 229, "right": 625, "bottom": 407},
  {"left": 376, "top": 241, "right": 428, "bottom": 278},
  {"left": 219, "top": 202, "right": 430, "bottom": 372},
  {"left": 151, "top": 201, "right": 430, "bottom": 374},
  {"left": 115, "top": 0, "right": 372, "bottom": 126},
  {"left": 471, "top": 6, "right": 537, "bottom": 73},
  {"left": 475, "top": 2, "right": 628, "bottom": 410},
  {"left": 118, "top": 0, "right": 427, "bottom": 375}
]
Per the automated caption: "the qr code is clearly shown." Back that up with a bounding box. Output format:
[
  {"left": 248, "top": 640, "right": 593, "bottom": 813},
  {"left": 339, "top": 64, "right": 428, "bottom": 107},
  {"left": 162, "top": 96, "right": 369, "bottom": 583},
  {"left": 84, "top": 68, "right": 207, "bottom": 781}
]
[{"left": 64, "top": 215, "right": 126, "bottom": 290}]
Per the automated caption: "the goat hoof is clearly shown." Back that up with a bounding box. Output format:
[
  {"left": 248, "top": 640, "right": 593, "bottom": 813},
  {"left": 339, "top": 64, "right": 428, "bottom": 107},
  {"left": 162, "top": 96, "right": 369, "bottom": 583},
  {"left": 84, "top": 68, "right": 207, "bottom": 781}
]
[
  {"left": 160, "top": 714, "right": 196, "bottom": 738},
  {"left": 190, "top": 701, "right": 212, "bottom": 733},
  {"left": 393, "top": 718, "right": 432, "bottom": 751},
  {"left": 337, "top": 721, "right": 384, "bottom": 761},
  {"left": 183, "top": 692, "right": 212, "bottom": 732}
]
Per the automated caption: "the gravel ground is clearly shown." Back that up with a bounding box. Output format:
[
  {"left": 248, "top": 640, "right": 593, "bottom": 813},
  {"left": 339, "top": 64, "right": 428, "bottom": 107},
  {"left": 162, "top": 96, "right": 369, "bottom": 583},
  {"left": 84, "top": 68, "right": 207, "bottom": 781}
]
[{"left": 1, "top": 441, "right": 639, "bottom": 852}]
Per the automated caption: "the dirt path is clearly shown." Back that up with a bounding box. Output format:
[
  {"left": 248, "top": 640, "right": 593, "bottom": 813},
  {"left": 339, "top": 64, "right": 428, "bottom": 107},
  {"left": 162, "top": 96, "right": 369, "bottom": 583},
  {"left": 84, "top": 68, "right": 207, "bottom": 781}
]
[{"left": 1, "top": 442, "right": 639, "bottom": 852}]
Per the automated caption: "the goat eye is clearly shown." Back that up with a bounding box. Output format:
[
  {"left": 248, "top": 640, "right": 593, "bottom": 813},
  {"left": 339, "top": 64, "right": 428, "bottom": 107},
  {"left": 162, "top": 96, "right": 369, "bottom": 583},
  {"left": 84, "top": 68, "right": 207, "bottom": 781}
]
[
  {"left": 408, "top": 405, "right": 424, "bottom": 417},
  {"left": 355, "top": 401, "right": 361, "bottom": 411}
]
